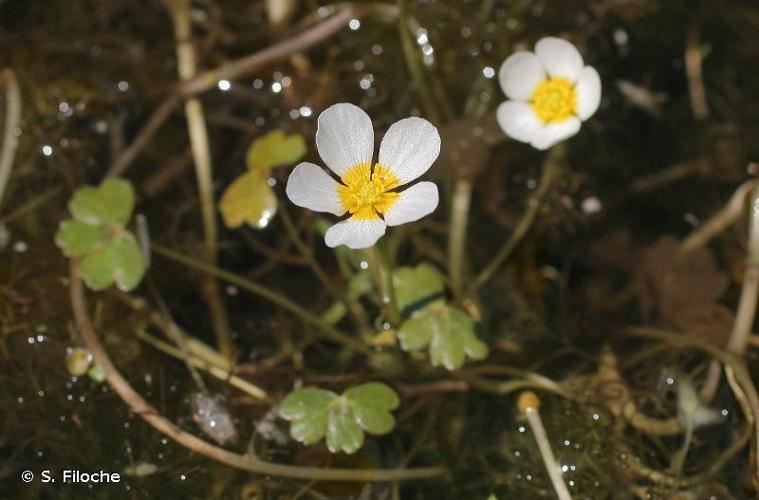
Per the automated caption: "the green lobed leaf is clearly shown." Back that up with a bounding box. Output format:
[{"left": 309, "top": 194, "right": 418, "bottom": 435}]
[
  {"left": 392, "top": 263, "right": 446, "bottom": 313},
  {"left": 344, "top": 382, "right": 399, "bottom": 435},
  {"left": 397, "top": 304, "right": 489, "bottom": 370},
  {"left": 78, "top": 232, "right": 145, "bottom": 292},
  {"left": 279, "top": 388, "right": 337, "bottom": 421},
  {"left": 279, "top": 383, "right": 400, "bottom": 454},
  {"left": 69, "top": 177, "right": 135, "bottom": 226},
  {"left": 55, "top": 220, "right": 106, "bottom": 257},
  {"left": 246, "top": 129, "right": 307, "bottom": 173},
  {"left": 326, "top": 404, "right": 365, "bottom": 454}
]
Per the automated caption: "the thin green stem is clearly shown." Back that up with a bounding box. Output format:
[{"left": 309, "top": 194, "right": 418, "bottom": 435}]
[
  {"left": 365, "top": 245, "right": 401, "bottom": 325},
  {"left": 469, "top": 146, "right": 564, "bottom": 292},
  {"left": 0, "top": 68, "right": 21, "bottom": 214},
  {"left": 448, "top": 178, "right": 473, "bottom": 299},
  {"left": 281, "top": 207, "right": 372, "bottom": 334},
  {"left": 151, "top": 244, "right": 370, "bottom": 354}
]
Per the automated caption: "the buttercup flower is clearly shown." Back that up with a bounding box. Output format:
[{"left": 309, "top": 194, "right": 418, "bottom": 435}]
[
  {"left": 286, "top": 103, "right": 440, "bottom": 249},
  {"left": 497, "top": 37, "right": 601, "bottom": 150}
]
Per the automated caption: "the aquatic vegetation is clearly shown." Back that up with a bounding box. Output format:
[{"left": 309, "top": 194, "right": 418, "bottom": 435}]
[
  {"left": 286, "top": 103, "right": 440, "bottom": 249},
  {"left": 497, "top": 37, "right": 601, "bottom": 150}
]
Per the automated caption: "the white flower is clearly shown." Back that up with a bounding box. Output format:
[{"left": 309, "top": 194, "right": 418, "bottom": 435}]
[
  {"left": 497, "top": 37, "right": 601, "bottom": 150},
  {"left": 286, "top": 103, "right": 440, "bottom": 249}
]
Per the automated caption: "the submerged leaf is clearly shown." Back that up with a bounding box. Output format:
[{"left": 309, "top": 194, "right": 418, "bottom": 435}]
[
  {"left": 397, "top": 303, "right": 488, "bottom": 370},
  {"left": 219, "top": 171, "right": 277, "bottom": 229},
  {"left": 279, "top": 383, "right": 400, "bottom": 454},
  {"left": 69, "top": 177, "right": 134, "bottom": 226},
  {"left": 246, "top": 129, "right": 307, "bottom": 173}
]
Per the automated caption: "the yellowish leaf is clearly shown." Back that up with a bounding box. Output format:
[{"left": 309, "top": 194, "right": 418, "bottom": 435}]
[
  {"left": 219, "top": 172, "right": 277, "bottom": 229},
  {"left": 246, "top": 129, "right": 306, "bottom": 173}
]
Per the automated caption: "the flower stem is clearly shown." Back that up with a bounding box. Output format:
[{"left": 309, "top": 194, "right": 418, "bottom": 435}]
[
  {"left": 470, "top": 145, "right": 564, "bottom": 293},
  {"left": 365, "top": 245, "right": 401, "bottom": 325},
  {"left": 517, "top": 391, "right": 572, "bottom": 500},
  {"left": 280, "top": 207, "right": 371, "bottom": 332},
  {"left": 448, "top": 178, "right": 473, "bottom": 299}
]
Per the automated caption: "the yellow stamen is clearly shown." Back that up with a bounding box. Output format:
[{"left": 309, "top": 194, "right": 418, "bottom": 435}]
[
  {"left": 338, "top": 163, "right": 400, "bottom": 220},
  {"left": 531, "top": 77, "right": 577, "bottom": 124}
]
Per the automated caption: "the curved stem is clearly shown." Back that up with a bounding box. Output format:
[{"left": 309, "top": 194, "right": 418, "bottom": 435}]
[
  {"left": 0, "top": 68, "right": 21, "bottom": 213},
  {"left": 151, "top": 244, "right": 370, "bottom": 354},
  {"left": 365, "top": 245, "right": 400, "bottom": 325},
  {"left": 69, "top": 263, "right": 445, "bottom": 482}
]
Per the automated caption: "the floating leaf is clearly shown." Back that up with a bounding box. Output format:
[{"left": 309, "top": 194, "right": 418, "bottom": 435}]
[
  {"left": 397, "top": 303, "right": 488, "bottom": 370},
  {"left": 219, "top": 171, "right": 277, "bottom": 229},
  {"left": 246, "top": 129, "right": 306, "bottom": 173},
  {"left": 78, "top": 232, "right": 145, "bottom": 292},
  {"left": 55, "top": 220, "right": 106, "bottom": 257},
  {"left": 279, "top": 383, "right": 400, "bottom": 454},
  {"left": 69, "top": 177, "right": 134, "bottom": 226},
  {"left": 393, "top": 263, "right": 446, "bottom": 313}
]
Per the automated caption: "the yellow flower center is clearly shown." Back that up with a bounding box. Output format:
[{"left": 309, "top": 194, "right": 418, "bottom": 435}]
[
  {"left": 338, "top": 163, "right": 400, "bottom": 220},
  {"left": 531, "top": 77, "right": 578, "bottom": 124}
]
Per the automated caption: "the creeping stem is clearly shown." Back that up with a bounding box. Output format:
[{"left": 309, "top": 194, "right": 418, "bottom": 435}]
[{"left": 69, "top": 262, "right": 444, "bottom": 482}]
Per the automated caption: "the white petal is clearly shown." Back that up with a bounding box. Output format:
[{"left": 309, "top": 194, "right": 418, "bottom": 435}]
[
  {"left": 535, "top": 37, "right": 584, "bottom": 81},
  {"left": 575, "top": 66, "right": 601, "bottom": 120},
  {"left": 378, "top": 117, "right": 440, "bottom": 184},
  {"left": 496, "top": 100, "right": 543, "bottom": 144},
  {"left": 324, "top": 218, "right": 386, "bottom": 249},
  {"left": 315, "top": 103, "right": 374, "bottom": 177},
  {"left": 529, "top": 118, "right": 581, "bottom": 150},
  {"left": 384, "top": 182, "right": 439, "bottom": 226},
  {"left": 498, "top": 52, "right": 546, "bottom": 101},
  {"left": 285, "top": 162, "right": 345, "bottom": 216}
]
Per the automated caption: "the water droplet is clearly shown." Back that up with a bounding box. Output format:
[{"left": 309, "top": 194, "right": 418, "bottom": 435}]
[
  {"left": 348, "top": 19, "right": 360, "bottom": 30},
  {"left": 217, "top": 79, "right": 231, "bottom": 91},
  {"left": 42, "top": 145, "right": 53, "bottom": 156},
  {"left": 483, "top": 66, "right": 495, "bottom": 78}
]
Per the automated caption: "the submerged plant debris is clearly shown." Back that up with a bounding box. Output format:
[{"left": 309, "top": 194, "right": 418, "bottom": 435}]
[{"left": 2, "top": 0, "right": 759, "bottom": 499}]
